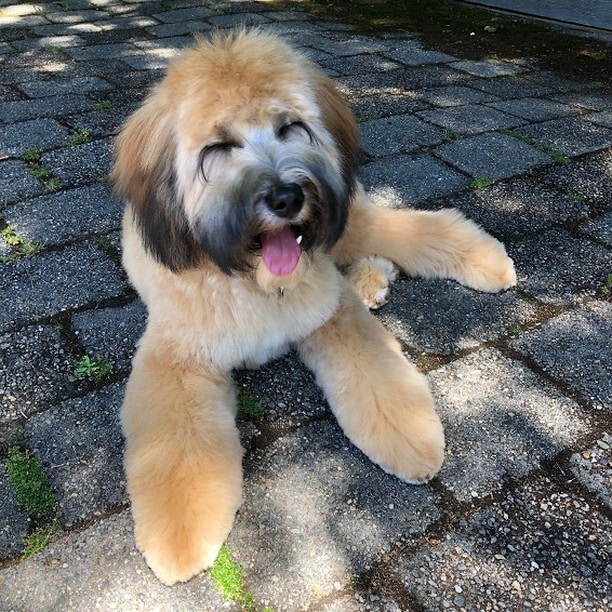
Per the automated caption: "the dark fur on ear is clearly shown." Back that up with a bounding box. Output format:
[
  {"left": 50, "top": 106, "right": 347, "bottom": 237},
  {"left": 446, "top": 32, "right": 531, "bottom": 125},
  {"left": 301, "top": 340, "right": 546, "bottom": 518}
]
[
  {"left": 312, "top": 70, "right": 360, "bottom": 201},
  {"left": 112, "top": 98, "right": 202, "bottom": 273}
]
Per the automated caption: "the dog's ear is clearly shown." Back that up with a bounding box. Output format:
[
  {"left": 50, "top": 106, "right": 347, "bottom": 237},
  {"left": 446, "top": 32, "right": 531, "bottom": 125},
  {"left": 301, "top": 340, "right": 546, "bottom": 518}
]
[
  {"left": 313, "top": 72, "right": 360, "bottom": 195},
  {"left": 112, "top": 94, "right": 201, "bottom": 273}
]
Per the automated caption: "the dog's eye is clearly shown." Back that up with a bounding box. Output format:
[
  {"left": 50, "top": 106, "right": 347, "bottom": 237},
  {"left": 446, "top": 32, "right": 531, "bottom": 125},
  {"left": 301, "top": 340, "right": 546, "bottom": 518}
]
[
  {"left": 278, "top": 121, "right": 315, "bottom": 144},
  {"left": 199, "top": 142, "right": 238, "bottom": 181}
]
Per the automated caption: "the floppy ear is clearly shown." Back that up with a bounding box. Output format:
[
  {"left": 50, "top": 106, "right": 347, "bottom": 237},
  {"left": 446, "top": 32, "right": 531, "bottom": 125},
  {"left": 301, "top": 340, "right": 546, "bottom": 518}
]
[
  {"left": 312, "top": 71, "right": 360, "bottom": 197},
  {"left": 112, "top": 94, "right": 201, "bottom": 273}
]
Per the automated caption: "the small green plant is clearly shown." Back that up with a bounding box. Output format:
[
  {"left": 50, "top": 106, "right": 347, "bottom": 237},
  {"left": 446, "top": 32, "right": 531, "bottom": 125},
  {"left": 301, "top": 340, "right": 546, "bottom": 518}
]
[
  {"left": 565, "top": 191, "right": 584, "bottom": 203},
  {"left": 502, "top": 130, "right": 570, "bottom": 165},
  {"left": 443, "top": 126, "right": 461, "bottom": 139},
  {"left": 22, "top": 522, "right": 62, "bottom": 560},
  {"left": 1, "top": 227, "right": 45, "bottom": 261},
  {"left": 74, "top": 355, "right": 114, "bottom": 381},
  {"left": 94, "top": 100, "right": 113, "bottom": 111},
  {"left": 587, "top": 81, "right": 605, "bottom": 90},
  {"left": 21, "top": 148, "right": 42, "bottom": 163},
  {"left": 210, "top": 546, "right": 255, "bottom": 609},
  {"left": 601, "top": 273, "right": 612, "bottom": 295},
  {"left": 69, "top": 129, "right": 92, "bottom": 146},
  {"left": 30, "top": 164, "right": 64, "bottom": 192},
  {"left": 510, "top": 324, "right": 523, "bottom": 337},
  {"left": 470, "top": 177, "right": 495, "bottom": 190},
  {"left": 237, "top": 393, "right": 264, "bottom": 420},
  {"left": 4, "top": 447, "right": 56, "bottom": 518}
]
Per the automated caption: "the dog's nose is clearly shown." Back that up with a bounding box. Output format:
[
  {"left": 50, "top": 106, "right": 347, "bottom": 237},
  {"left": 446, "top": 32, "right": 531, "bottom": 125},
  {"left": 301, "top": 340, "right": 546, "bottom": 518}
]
[{"left": 265, "top": 183, "right": 304, "bottom": 219}]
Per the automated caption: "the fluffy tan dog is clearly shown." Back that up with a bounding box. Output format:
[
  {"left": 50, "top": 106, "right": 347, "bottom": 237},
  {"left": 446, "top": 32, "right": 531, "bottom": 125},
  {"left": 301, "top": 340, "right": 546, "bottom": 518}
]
[{"left": 113, "top": 29, "right": 516, "bottom": 585}]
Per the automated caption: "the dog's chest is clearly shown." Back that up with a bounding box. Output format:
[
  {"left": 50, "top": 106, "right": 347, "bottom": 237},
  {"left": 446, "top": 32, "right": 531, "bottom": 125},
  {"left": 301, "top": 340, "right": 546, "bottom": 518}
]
[{"left": 192, "top": 264, "right": 341, "bottom": 370}]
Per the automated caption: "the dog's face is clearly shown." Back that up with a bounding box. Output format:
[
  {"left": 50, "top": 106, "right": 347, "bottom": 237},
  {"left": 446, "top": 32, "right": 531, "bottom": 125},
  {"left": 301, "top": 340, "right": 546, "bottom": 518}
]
[{"left": 113, "top": 30, "right": 359, "bottom": 286}]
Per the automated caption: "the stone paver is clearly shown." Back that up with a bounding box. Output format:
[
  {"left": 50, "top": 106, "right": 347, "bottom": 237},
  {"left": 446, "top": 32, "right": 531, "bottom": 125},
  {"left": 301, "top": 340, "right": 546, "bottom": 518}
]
[
  {"left": 428, "top": 349, "right": 590, "bottom": 501},
  {"left": 3, "top": 184, "right": 122, "bottom": 246},
  {"left": 230, "top": 420, "right": 440, "bottom": 605},
  {"left": 0, "top": 2, "right": 610, "bottom": 610},
  {"left": 516, "top": 117, "right": 612, "bottom": 156},
  {"left": 395, "top": 476, "right": 611, "bottom": 610},
  {"left": 418, "top": 104, "right": 527, "bottom": 135},
  {"left": 509, "top": 229, "right": 612, "bottom": 305},
  {"left": 442, "top": 177, "right": 590, "bottom": 239},
  {"left": 435, "top": 132, "right": 552, "bottom": 179},
  {"left": 25, "top": 384, "right": 127, "bottom": 528},
  {"left": 0, "top": 118, "right": 71, "bottom": 158},
  {"left": 0, "top": 243, "right": 127, "bottom": 329},
  {"left": 512, "top": 301, "right": 612, "bottom": 410},
  {"left": 0, "top": 325, "right": 78, "bottom": 424},
  {"left": 377, "top": 279, "right": 535, "bottom": 355},
  {"left": 360, "top": 114, "right": 447, "bottom": 156},
  {"left": 360, "top": 154, "right": 469, "bottom": 205}
]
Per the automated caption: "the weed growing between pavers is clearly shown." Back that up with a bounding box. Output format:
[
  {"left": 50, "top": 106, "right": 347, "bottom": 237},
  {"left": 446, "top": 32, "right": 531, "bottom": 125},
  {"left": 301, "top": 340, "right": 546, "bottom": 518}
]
[
  {"left": 4, "top": 447, "right": 56, "bottom": 518},
  {"left": 210, "top": 545, "right": 257, "bottom": 610},
  {"left": 470, "top": 177, "right": 496, "bottom": 190},
  {"left": 443, "top": 127, "right": 462, "bottom": 140},
  {"left": 501, "top": 129, "right": 571, "bottom": 165},
  {"left": 93, "top": 101, "right": 113, "bottom": 111},
  {"left": 0, "top": 226, "right": 45, "bottom": 262},
  {"left": 69, "top": 129, "right": 92, "bottom": 146},
  {"left": 601, "top": 273, "right": 612, "bottom": 296},
  {"left": 20, "top": 149, "right": 64, "bottom": 192},
  {"left": 237, "top": 392, "right": 264, "bottom": 420},
  {"left": 74, "top": 355, "right": 114, "bottom": 381}
]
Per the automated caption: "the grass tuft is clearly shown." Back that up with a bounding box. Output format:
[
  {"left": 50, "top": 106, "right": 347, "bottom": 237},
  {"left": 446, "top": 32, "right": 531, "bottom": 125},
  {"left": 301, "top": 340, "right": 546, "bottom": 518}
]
[
  {"left": 74, "top": 355, "right": 114, "bottom": 381},
  {"left": 4, "top": 447, "right": 56, "bottom": 518},
  {"left": 210, "top": 546, "right": 256, "bottom": 609},
  {"left": 470, "top": 177, "right": 495, "bottom": 190},
  {"left": 237, "top": 393, "right": 264, "bottom": 420}
]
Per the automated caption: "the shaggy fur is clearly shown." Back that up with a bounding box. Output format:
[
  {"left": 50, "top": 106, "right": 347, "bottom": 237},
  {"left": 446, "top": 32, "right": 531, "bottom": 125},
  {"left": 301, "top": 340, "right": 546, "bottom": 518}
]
[{"left": 113, "top": 29, "right": 516, "bottom": 585}]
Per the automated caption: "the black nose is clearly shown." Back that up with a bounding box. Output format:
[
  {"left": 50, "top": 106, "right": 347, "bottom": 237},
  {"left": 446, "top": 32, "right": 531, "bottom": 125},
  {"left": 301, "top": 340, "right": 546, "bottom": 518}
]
[{"left": 265, "top": 183, "right": 304, "bottom": 219}]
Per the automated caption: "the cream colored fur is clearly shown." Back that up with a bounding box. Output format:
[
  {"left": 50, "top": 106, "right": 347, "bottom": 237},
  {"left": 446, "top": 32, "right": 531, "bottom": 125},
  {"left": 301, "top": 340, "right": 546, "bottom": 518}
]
[{"left": 114, "top": 30, "right": 516, "bottom": 585}]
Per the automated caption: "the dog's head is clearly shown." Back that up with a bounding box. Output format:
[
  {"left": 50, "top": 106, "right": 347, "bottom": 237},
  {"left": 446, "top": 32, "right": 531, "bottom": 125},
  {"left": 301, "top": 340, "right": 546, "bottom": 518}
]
[{"left": 113, "top": 29, "right": 359, "bottom": 287}]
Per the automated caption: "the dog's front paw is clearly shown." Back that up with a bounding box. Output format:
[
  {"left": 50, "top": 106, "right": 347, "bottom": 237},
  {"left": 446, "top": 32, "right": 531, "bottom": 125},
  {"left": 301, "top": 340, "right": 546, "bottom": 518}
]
[
  {"left": 366, "top": 402, "right": 445, "bottom": 484},
  {"left": 347, "top": 256, "right": 399, "bottom": 309},
  {"left": 132, "top": 473, "right": 242, "bottom": 585},
  {"left": 458, "top": 233, "right": 517, "bottom": 293},
  {"left": 136, "top": 516, "right": 225, "bottom": 585}
]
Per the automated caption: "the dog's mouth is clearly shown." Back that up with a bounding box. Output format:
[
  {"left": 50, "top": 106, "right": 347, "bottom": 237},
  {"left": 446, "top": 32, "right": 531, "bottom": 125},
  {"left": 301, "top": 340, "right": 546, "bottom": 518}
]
[{"left": 258, "top": 225, "right": 304, "bottom": 276}]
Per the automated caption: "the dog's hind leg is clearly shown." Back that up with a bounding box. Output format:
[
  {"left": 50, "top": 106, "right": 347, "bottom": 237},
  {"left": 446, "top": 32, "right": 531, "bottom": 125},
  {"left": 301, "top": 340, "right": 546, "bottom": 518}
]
[
  {"left": 121, "top": 333, "right": 243, "bottom": 585},
  {"left": 333, "top": 183, "right": 516, "bottom": 293},
  {"left": 297, "top": 282, "right": 445, "bottom": 484}
]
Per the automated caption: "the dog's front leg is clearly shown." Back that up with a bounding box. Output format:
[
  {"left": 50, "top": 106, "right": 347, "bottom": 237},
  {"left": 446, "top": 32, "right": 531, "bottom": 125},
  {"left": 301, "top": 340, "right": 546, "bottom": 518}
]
[
  {"left": 121, "top": 335, "right": 243, "bottom": 585},
  {"left": 297, "top": 283, "right": 444, "bottom": 483}
]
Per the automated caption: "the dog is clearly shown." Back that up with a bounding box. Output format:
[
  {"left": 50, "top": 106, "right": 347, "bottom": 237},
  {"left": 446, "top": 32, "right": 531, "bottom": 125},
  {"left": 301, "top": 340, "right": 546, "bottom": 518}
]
[{"left": 112, "top": 29, "right": 516, "bottom": 585}]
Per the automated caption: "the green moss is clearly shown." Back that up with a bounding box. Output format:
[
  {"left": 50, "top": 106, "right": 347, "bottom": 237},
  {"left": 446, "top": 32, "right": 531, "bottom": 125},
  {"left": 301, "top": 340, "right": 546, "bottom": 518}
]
[
  {"left": 4, "top": 447, "right": 56, "bottom": 518},
  {"left": 22, "top": 522, "right": 62, "bottom": 560},
  {"left": 237, "top": 393, "right": 264, "bottom": 420},
  {"left": 502, "top": 130, "right": 571, "bottom": 165},
  {"left": 94, "top": 100, "right": 113, "bottom": 111},
  {"left": 470, "top": 177, "right": 495, "bottom": 190},
  {"left": 210, "top": 546, "right": 256, "bottom": 609}
]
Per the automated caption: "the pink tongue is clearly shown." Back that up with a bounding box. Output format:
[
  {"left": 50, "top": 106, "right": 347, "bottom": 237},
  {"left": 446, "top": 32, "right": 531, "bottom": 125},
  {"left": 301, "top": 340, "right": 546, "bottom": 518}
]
[{"left": 261, "top": 226, "right": 301, "bottom": 276}]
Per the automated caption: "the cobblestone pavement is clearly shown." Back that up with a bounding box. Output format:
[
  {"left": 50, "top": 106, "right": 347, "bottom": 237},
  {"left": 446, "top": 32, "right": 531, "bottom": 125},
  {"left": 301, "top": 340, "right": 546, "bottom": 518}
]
[{"left": 1, "top": 1, "right": 611, "bottom": 610}]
